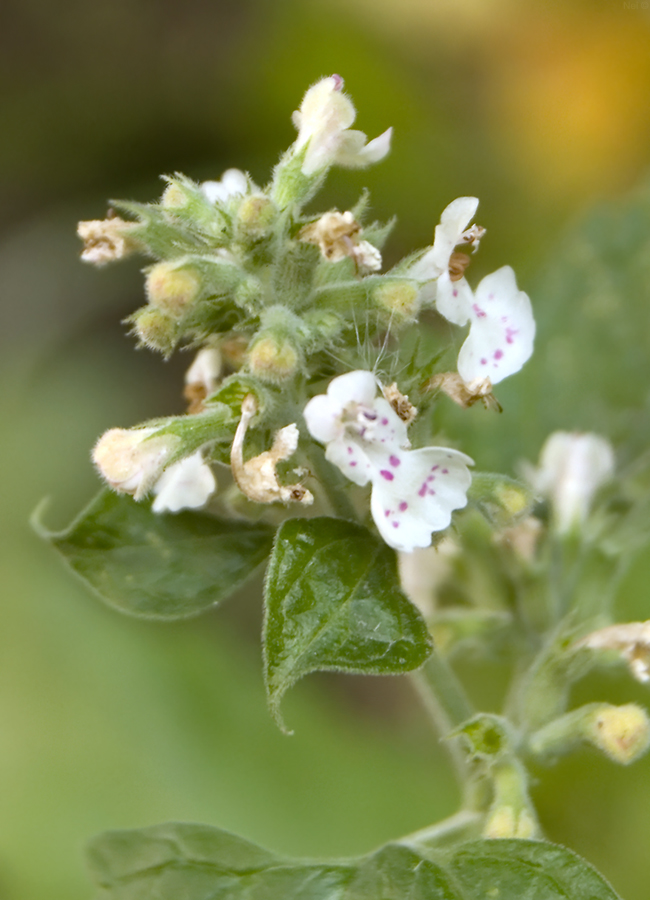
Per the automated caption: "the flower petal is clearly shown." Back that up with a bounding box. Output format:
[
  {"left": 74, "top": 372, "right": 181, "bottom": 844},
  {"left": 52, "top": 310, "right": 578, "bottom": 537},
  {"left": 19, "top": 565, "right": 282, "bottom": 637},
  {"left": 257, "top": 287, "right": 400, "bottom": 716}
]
[
  {"left": 327, "top": 369, "right": 378, "bottom": 406},
  {"left": 151, "top": 452, "right": 216, "bottom": 513},
  {"left": 435, "top": 271, "right": 472, "bottom": 326},
  {"left": 431, "top": 196, "right": 480, "bottom": 272},
  {"left": 335, "top": 127, "right": 393, "bottom": 168},
  {"left": 370, "top": 447, "right": 473, "bottom": 552},
  {"left": 325, "top": 437, "right": 373, "bottom": 487},
  {"left": 457, "top": 266, "right": 535, "bottom": 385},
  {"left": 303, "top": 393, "right": 344, "bottom": 443}
]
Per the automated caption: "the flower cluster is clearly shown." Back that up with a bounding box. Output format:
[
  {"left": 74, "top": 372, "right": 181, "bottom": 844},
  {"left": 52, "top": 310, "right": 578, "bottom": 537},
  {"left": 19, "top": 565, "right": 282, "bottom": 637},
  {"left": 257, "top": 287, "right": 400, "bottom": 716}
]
[{"left": 84, "top": 75, "right": 534, "bottom": 554}]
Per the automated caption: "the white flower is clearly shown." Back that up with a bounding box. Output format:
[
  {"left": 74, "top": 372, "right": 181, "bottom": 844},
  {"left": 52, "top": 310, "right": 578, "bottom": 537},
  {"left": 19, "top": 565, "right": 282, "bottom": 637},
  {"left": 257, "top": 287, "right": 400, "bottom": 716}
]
[
  {"left": 92, "top": 427, "right": 179, "bottom": 500},
  {"left": 292, "top": 75, "right": 392, "bottom": 176},
  {"left": 201, "top": 168, "right": 249, "bottom": 204},
  {"left": 455, "top": 266, "right": 536, "bottom": 386},
  {"left": 304, "top": 371, "right": 473, "bottom": 552},
  {"left": 527, "top": 431, "right": 615, "bottom": 535},
  {"left": 408, "top": 197, "right": 483, "bottom": 321},
  {"left": 151, "top": 451, "right": 216, "bottom": 513}
]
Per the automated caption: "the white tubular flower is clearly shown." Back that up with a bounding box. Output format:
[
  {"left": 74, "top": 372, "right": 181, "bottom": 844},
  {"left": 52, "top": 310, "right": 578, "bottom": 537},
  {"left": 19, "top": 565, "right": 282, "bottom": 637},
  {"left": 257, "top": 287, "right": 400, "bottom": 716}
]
[
  {"left": 456, "top": 266, "right": 535, "bottom": 386},
  {"left": 151, "top": 451, "right": 216, "bottom": 514},
  {"left": 292, "top": 75, "right": 392, "bottom": 176},
  {"left": 92, "top": 428, "right": 179, "bottom": 500},
  {"left": 528, "top": 431, "right": 615, "bottom": 535},
  {"left": 201, "top": 168, "right": 249, "bottom": 204},
  {"left": 304, "top": 371, "right": 473, "bottom": 552},
  {"left": 408, "top": 197, "right": 483, "bottom": 323}
]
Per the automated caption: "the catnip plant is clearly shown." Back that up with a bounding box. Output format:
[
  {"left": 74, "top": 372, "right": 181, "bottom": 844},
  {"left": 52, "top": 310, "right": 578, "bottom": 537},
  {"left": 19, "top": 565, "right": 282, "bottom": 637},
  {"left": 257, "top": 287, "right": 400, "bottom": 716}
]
[{"left": 40, "top": 75, "right": 650, "bottom": 900}]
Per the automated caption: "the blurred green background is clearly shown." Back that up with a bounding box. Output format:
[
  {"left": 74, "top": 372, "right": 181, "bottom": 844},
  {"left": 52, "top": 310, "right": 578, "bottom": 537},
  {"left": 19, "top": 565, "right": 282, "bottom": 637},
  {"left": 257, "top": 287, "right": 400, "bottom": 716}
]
[{"left": 3, "top": 1, "right": 650, "bottom": 897}]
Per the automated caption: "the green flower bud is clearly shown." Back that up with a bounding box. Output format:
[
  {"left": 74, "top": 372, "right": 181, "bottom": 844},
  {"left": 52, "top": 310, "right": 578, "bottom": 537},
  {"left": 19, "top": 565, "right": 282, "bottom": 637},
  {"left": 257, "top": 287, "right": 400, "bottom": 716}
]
[
  {"left": 132, "top": 307, "right": 178, "bottom": 355},
  {"left": 372, "top": 279, "right": 420, "bottom": 320},
  {"left": 145, "top": 263, "right": 201, "bottom": 316},
  {"left": 248, "top": 335, "right": 300, "bottom": 383},
  {"left": 530, "top": 702, "right": 650, "bottom": 766},
  {"left": 235, "top": 276, "right": 265, "bottom": 313},
  {"left": 235, "top": 194, "right": 276, "bottom": 241}
]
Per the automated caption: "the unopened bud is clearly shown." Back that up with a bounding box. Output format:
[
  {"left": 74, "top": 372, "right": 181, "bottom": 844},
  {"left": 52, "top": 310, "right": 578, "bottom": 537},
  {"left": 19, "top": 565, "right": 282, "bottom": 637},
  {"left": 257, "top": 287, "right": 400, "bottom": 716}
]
[
  {"left": 161, "top": 182, "right": 187, "bottom": 209},
  {"left": 236, "top": 195, "right": 276, "bottom": 241},
  {"left": 372, "top": 280, "right": 420, "bottom": 320},
  {"left": 92, "top": 427, "right": 179, "bottom": 500},
  {"left": 132, "top": 307, "right": 178, "bottom": 355},
  {"left": 248, "top": 335, "right": 300, "bottom": 383},
  {"left": 468, "top": 473, "right": 534, "bottom": 528},
  {"left": 145, "top": 262, "right": 201, "bottom": 316},
  {"left": 235, "top": 276, "right": 264, "bottom": 313},
  {"left": 588, "top": 703, "right": 650, "bottom": 765}
]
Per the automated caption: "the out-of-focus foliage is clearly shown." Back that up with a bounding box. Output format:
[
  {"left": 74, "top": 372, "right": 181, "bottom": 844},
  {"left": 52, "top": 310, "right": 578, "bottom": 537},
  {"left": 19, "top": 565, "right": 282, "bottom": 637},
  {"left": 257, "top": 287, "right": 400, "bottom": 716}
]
[{"left": 3, "top": 1, "right": 650, "bottom": 899}]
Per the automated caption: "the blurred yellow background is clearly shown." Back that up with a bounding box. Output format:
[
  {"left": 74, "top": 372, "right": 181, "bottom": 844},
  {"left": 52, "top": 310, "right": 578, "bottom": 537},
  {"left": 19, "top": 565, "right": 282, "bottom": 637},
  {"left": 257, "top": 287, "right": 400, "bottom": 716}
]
[{"left": 2, "top": 1, "right": 650, "bottom": 897}]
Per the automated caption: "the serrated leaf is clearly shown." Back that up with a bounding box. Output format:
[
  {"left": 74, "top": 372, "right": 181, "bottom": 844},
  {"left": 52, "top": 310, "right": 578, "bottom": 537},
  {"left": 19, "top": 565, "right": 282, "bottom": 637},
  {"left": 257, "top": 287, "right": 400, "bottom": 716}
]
[
  {"left": 35, "top": 490, "right": 274, "bottom": 619},
  {"left": 263, "top": 517, "right": 433, "bottom": 730},
  {"left": 86, "top": 823, "right": 621, "bottom": 900}
]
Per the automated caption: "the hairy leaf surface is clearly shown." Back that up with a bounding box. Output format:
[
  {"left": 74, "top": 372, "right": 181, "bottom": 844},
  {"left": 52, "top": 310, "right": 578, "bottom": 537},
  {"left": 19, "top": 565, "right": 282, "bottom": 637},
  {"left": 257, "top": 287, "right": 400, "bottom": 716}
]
[{"left": 263, "top": 517, "right": 433, "bottom": 729}]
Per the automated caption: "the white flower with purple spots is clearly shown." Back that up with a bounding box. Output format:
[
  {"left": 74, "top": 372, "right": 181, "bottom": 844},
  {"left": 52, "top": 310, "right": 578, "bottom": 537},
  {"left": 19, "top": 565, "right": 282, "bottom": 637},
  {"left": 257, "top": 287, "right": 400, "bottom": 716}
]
[
  {"left": 303, "top": 370, "right": 473, "bottom": 552},
  {"left": 454, "top": 266, "right": 535, "bottom": 385}
]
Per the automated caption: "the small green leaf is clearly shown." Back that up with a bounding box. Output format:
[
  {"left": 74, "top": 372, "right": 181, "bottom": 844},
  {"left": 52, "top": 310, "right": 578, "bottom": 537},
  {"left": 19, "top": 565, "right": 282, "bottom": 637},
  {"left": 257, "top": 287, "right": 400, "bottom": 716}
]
[
  {"left": 35, "top": 490, "right": 274, "bottom": 619},
  {"left": 86, "top": 823, "right": 622, "bottom": 900},
  {"left": 263, "top": 517, "right": 433, "bottom": 730}
]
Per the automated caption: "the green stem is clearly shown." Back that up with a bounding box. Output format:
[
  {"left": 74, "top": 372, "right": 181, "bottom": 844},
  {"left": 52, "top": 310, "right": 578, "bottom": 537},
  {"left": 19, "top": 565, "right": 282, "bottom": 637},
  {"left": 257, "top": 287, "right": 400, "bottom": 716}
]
[
  {"left": 399, "top": 809, "right": 482, "bottom": 850},
  {"left": 410, "top": 652, "right": 478, "bottom": 808}
]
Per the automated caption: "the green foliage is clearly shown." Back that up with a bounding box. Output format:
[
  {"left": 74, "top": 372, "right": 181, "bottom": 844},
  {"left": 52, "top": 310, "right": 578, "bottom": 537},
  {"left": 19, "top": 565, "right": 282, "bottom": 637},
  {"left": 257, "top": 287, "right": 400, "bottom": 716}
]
[
  {"left": 35, "top": 490, "right": 274, "bottom": 619},
  {"left": 87, "top": 822, "right": 621, "bottom": 900},
  {"left": 263, "top": 517, "right": 433, "bottom": 730}
]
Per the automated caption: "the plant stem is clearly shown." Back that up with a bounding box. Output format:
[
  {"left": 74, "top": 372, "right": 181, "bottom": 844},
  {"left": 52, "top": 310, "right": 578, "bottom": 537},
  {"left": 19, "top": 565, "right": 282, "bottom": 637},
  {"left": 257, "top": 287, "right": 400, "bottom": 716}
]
[
  {"left": 410, "top": 652, "right": 478, "bottom": 808},
  {"left": 399, "top": 809, "right": 482, "bottom": 850}
]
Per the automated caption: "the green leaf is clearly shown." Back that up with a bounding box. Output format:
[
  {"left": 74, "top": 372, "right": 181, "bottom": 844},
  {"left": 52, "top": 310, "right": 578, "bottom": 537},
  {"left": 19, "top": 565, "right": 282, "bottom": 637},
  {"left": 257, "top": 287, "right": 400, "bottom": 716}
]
[
  {"left": 35, "top": 490, "right": 274, "bottom": 619},
  {"left": 86, "top": 822, "right": 621, "bottom": 900},
  {"left": 263, "top": 517, "right": 433, "bottom": 730},
  {"left": 445, "top": 839, "right": 621, "bottom": 900}
]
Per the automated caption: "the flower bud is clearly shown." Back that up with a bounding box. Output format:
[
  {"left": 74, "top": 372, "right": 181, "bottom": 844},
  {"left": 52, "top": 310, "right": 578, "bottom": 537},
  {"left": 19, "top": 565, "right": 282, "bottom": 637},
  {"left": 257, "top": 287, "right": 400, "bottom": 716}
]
[
  {"left": 587, "top": 703, "right": 650, "bottom": 765},
  {"left": 92, "top": 428, "right": 180, "bottom": 500},
  {"left": 528, "top": 431, "right": 615, "bottom": 535},
  {"left": 372, "top": 280, "right": 420, "bottom": 321},
  {"left": 235, "top": 194, "right": 276, "bottom": 241},
  {"left": 145, "top": 263, "right": 201, "bottom": 316},
  {"left": 234, "top": 276, "right": 264, "bottom": 313},
  {"left": 132, "top": 307, "right": 178, "bottom": 355},
  {"left": 248, "top": 335, "right": 300, "bottom": 383}
]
